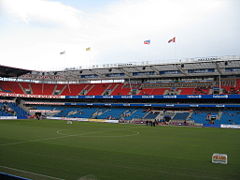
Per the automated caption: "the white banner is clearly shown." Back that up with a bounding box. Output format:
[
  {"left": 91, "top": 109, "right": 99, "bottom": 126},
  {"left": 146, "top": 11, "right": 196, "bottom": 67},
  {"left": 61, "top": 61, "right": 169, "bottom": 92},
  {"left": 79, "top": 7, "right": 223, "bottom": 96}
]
[
  {"left": 0, "top": 100, "right": 15, "bottom": 103},
  {"left": 47, "top": 117, "right": 119, "bottom": 123},
  {"left": 25, "top": 102, "right": 65, "bottom": 105},
  {"left": 47, "top": 116, "right": 88, "bottom": 122},
  {"left": 30, "top": 110, "right": 60, "bottom": 113},
  {"left": 0, "top": 92, "right": 65, "bottom": 99},
  {"left": 221, "top": 124, "right": 240, "bottom": 129},
  {"left": 0, "top": 116, "right": 17, "bottom": 120}
]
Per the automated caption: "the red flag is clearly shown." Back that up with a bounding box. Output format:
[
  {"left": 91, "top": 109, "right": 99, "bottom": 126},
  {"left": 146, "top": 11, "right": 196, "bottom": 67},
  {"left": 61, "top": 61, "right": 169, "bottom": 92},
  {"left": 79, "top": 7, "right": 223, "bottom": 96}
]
[
  {"left": 144, "top": 40, "right": 151, "bottom": 44},
  {"left": 168, "top": 37, "right": 176, "bottom": 43}
]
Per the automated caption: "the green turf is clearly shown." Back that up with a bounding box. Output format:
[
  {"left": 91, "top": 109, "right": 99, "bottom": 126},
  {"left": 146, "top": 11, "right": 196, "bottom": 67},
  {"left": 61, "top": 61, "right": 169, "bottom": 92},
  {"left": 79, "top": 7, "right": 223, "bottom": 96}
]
[{"left": 0, "top": 120, "right": 240, "bottom": 180}]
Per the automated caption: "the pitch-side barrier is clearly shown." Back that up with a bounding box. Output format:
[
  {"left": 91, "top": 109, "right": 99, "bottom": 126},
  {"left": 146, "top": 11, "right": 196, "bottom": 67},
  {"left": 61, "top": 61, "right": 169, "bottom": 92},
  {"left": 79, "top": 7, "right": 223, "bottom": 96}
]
[{"left": 47, "top": 116, "right": 119, "bottom": 123}]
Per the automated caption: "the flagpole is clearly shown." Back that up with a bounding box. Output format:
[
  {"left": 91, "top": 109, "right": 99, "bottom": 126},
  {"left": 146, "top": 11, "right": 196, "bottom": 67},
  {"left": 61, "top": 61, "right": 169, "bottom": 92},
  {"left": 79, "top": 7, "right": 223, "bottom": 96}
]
[
  {"left": 144, "top": 40, "right": 151, "bottom": 62},
  {"left": 59, "top": 50, "right": 66, "bottom": 70},
  {"left": 147, "top": 43, "right": 150, "bottom": 62},
  {"left": 86, "top": 47, "right": 92, "bottom": 68},
  {"left": 174, "top": 38, "right": 177, "bottom": 61},
  {"left": 168, "top": 37, "right": 176, "bottom": 61}
]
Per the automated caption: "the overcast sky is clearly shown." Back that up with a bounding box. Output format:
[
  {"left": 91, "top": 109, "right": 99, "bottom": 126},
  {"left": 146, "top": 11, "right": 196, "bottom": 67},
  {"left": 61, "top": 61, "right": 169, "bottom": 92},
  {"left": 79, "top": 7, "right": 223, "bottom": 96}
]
[{"left": 0, "top": 0, "right": 239, "bottom": 71}]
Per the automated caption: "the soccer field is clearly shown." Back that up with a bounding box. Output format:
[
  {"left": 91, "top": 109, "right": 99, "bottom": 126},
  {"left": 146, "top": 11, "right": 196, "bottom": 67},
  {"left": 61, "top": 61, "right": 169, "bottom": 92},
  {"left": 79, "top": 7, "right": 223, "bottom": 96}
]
[{"left": 0, "top": 120, "right": 239, "bottom": 180}]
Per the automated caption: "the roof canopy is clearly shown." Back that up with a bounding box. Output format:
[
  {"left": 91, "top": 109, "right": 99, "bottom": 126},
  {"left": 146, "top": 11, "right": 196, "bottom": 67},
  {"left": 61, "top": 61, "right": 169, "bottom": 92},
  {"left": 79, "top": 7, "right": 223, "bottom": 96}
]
[
  {"left": 1, "top": 55, "right": 240, "bottom": 82},
  {"left": 0, "top": 65, "right": 32, "bottom": 78}
]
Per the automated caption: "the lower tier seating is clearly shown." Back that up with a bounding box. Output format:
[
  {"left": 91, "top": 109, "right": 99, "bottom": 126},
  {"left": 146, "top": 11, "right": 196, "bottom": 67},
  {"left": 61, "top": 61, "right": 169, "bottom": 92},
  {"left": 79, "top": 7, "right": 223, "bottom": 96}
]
[{"left": 29, "top": 105, "right": 240, "bottom": 125}]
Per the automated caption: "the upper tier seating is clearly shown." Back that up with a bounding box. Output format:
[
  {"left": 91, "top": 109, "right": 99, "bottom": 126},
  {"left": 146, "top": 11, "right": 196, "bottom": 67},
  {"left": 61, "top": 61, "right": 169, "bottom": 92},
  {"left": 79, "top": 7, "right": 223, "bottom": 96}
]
[
  {"left": 61, "top": 84, "right": 86, "bottom": 95},
  {"left": 0, "top": 81, "right": 23, "bottom": 93},
  {"left": 86, "top": 84, "right": 109, "bottom": 96},
  {"left": 43, "top": 84, "right": 56, "bottom": 95},
  {"left": 1, "top": 79, "right": 240, "bottom": 96},
  {"left": 111, "top": 84, "right": 131, "bottom": 95},
  {"left": 179, "top": 88, "right": 195, "bottom": 95}
]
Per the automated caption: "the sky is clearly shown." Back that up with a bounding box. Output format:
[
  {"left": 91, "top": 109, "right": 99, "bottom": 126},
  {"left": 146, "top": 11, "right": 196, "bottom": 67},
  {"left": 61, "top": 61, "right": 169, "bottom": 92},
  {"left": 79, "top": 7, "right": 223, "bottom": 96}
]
[{"left": 0, "top": 0, "right": 240, "bottom": 71}]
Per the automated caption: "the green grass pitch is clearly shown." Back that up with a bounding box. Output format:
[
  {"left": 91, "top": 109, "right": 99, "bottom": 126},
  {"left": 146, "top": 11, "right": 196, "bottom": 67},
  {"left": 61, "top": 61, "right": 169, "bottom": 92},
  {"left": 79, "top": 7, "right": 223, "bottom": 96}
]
[{"left": 0, "top": 120, "right": 240, "bottom": 180}]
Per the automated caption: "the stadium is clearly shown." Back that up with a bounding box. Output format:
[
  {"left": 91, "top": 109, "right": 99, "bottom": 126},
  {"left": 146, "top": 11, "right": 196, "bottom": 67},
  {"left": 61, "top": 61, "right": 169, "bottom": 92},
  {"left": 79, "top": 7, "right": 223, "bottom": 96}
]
[
  {"left": 1, "top": 55, "right": 240, "bottom": 180},
  {"left": 1, "top": 0, "right": 240, "bottom": 180}
]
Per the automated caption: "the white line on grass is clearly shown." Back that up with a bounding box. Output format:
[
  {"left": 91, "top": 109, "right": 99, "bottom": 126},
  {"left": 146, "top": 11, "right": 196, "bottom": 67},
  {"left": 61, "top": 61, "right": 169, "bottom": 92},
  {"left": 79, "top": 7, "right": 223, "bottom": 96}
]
[
  {"left": 0, "top": 126, "right": 141, "bottom": 147},
  {"left": 56, "top": 129, "right": 140, "bottom": 138},
  {"left": 0, "top": 131, "right": 95, "bottom": 146},
  {"left": 0, "top": 165, "right": 64, "bottom": 180},
  {"left": 0, "top": 134, "right": 76, "bottom": 146}
]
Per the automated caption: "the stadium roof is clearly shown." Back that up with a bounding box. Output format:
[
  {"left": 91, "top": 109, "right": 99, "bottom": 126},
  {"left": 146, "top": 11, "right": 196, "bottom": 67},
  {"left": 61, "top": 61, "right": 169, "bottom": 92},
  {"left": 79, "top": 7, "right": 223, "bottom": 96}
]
[
  {"left": 0, "top": 65, "right": 32, "bottom": 78},
  {"left": 1, "top": 55, "right": 240, "bottom": 82}
]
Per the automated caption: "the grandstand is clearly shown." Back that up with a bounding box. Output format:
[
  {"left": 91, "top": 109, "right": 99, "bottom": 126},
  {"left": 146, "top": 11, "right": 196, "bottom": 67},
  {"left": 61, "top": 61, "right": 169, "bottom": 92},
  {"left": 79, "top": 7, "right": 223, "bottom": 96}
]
[
  {"left": 0, "top": 55, "right": 240, "bottom": 127},
  {"left": 1, "top": 55, "right": 240, "bottom": 180}
]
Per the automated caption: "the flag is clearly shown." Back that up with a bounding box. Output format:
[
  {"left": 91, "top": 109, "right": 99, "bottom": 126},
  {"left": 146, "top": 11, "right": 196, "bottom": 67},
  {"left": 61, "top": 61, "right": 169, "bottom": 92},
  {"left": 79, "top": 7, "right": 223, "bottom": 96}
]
[
  {"left": 60, "top": 51, "right": 65, "bottom": 55},
  {"left": 168, "top": 37, "right": 176, "bottom": 43},
  {"left": 144, "top": 40, "right": 151, "bottom": 44},
  {"left": 86, "top": 47, "right": 91, "bottom": 51}
]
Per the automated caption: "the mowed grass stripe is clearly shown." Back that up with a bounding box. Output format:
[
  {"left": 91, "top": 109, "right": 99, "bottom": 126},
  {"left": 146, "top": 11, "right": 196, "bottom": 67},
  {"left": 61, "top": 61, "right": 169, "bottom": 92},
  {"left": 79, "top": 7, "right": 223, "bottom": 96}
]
[{"left": 0, "top": 120, "right": 240, "bottom": 180}]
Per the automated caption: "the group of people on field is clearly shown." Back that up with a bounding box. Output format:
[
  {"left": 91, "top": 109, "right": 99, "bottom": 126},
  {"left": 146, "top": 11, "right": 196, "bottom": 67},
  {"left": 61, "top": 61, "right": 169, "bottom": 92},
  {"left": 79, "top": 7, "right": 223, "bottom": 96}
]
[{"left": 145, "top": 119, "right": 158, "bottom": 127}]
